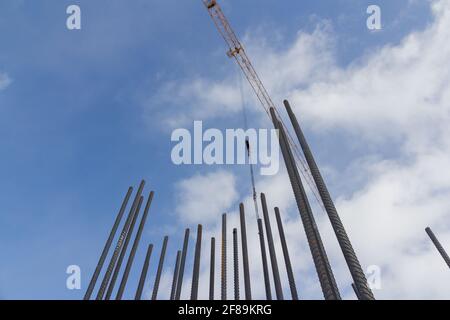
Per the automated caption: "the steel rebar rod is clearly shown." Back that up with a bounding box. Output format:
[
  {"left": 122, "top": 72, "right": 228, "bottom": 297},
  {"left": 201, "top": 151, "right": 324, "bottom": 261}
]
[
  {"left": 257, "top": 218, "right": 272, "bottom": 300},
  {"left": 116, "top": 191, "right": 155, "bottom": 300},
  {"left": 221, "top": 213, "right": 227, "bottom": 300},
  {"left": 261, "top": 193, "right": 283, "bottom": 300},
  {"left": 135, "top": 244, "right": 153, "bottom": 300},
  {"left": 96, "top": 180, "right": 145, "bottom": 300},
  {"left": 352, "top": 283, "right": 361, "bottom": 300},
  {"left": 170, "top": 250, "right": 181, "bottom": 300},
  {"left": 426, "top": 227, "right": 450, "bottom": 268},
  {"left": 274, "top": 207, "right": 298, "bottom": 300},
  {"left": 175, "top": 228, "right": 190, "bottom": 300},
  {"left": 191, "top": 224, "right": 203, "bottom": 300},
  {"left": 279, "top": 115, "right": 340, "bottom": 299},
  {"left": 152, "top": 236, "right": 169, "bottom": 300},
  {"left": 84, "top": 186, "right": 133, "bottom": 300},
  {"left": 209, "top": 237, "right": 215, "bottom": 300},
  {"left": 270, "top": 108, "right": 341, "bottom": 300},
  {"left": 284, "top": 99, "right": 374, "bottom": 300},
  {"left": 233, "top": 228, "right": 240, "bottom": 300},
  {"left": 105, "top": 196, "right": 144, "bottom": 299},
  {"left": 239, "top": 203, "right": 252, "bottom": 300}
]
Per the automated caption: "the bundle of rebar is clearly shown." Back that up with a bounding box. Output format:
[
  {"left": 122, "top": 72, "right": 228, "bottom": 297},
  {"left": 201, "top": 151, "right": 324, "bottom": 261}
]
[{"left": 83, "top": 100, "right": 379, "bottom": 301}]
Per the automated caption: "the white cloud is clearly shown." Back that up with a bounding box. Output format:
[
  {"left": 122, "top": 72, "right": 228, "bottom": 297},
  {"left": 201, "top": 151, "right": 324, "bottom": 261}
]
[
  {"left": 167, "top": 0, "right": 450, "bottom": 299},
  {"left": 0, "top": 72, "right": 11, "bottom": 90},
  {"left": 146, "top": 22, "right": 335, "bottom": 130},
  {"left": 285, "top": 0, "right": 450, "bottom": 299},
  {"left": 146, "top": 77, "right": 242, "bottom": 129},
  {"left": 175, "top": 170, "right": 239, "bottom": 225}
]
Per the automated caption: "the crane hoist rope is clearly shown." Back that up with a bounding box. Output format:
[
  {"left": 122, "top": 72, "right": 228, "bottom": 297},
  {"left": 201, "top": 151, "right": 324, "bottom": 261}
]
[{"left": 237, "top": 66, "right": 261, "bottom": 220}]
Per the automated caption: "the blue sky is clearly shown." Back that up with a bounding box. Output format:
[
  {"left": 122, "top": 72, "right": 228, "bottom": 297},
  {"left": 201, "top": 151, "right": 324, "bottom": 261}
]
[{"left": 2, "top": 0, "right": 449, "bottom": 300}]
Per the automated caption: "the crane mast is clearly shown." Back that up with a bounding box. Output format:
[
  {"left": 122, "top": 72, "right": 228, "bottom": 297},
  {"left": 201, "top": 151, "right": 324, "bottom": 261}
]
[{"left": 202, "top": 0, "right": 326, "bottom": 211}]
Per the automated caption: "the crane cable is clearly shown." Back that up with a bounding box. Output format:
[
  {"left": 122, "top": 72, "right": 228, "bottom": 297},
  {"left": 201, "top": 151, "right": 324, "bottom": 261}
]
[
  {"left": 237, "top": 68, "right": 260, "bottom": 220},
  {"left": 237, "top": 66, "right": 326, "bottom": 217}
]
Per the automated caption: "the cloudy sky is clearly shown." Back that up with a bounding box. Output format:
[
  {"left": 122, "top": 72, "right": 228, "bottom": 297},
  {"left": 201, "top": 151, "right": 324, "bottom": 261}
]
[{"left": 0, "top": 0, "right": 449, "bottom": 299}]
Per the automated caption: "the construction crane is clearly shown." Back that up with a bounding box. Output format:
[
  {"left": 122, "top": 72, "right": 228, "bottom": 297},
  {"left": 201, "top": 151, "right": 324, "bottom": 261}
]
[{"left": 202, "top": 0, "right": 326, "bottom": 211}]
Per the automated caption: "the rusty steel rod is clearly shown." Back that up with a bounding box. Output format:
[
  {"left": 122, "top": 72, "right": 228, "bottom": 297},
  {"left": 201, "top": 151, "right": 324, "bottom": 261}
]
[
  {"left": 209, "top": 237, "right": 215, "bottom": 300},
  {"left": 152, "top": 236, "right": 169, "bottom": 300},
  {"left": 135, "top": 244, "right": 153, "bottom": 300},
  {"left": 221, "top": 213, "right": 227, "bottom": 300},
  {"left": 84, "top": 186, "right": 133, "bottom": 300},
  {"left": 96, "top": 180, "right": 145, "bottom": 300},
  {"left": 116, "top": 191, "right": 155, "bottom": 300},
  {"left": 270, "top": 108, "right": 341, "bottom": 300},
  {"left": 233, "top": 228, "right": 240, "bottom": 300},
  {"left": 170, "top": 250, "right": 181, "bottom": 300},
  {"left": 352, "top": 283, "right": 362, "bottom": 300},
  {"left": 274, "top": 207, "right": 298, "bottom": 300},
  {"left": 426, "top": 227, "right": 450, "bottom": 268},
  {"left": 105, "top": 196, "right": 144, "bottom": 300},
  {"left": 239, "top": 203, "right": 252, "bottom": 300},
  {"left": 261, "top": 193, "right": 284, "bottom": 300},
  {"left": 284, "top": 99, "right": 374, "bottom": 300},
  {"left": 257, "top": 218, "right": 272, "bottom": 300},
  {"left": 191, "top": 225, "right": 203, "bottom": 300},
  {"left": 175, "top": 228, "right": 190, "bottom": 300}
]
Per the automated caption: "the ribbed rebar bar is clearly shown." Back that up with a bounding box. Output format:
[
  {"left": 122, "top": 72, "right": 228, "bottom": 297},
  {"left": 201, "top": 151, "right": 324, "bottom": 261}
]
[
  {"left": 279, "top": 115, "right": 340, "bottom": 299},
  {"left": 116, "top": 191, "right": 154, "bottom": 300},
  {"left": 261, "top": 193, "right": 283, "bottom": 300},
  {"left": 426, "top": 227, "right": 450, "bottom": 268},
  {"left": 105, "top": 196, "right": 144, "bottom": 300},
  {"left": 170, "top": 250, "right": 181, "bottom": 300},
  {"left": 257, "top": 218, "right": 272, "bottom": 300},
  {"left": 284, "top": 100, "right": 374, "bottom": 300},
  {"left": 256, "top": 218, "right": 272, "bottom": 300},
  {"left": 135, "top": 244, "right": 153, "bottom": 300},
  {"left": 274, "top": 207, "right": 298, "bottom": 300},
  {"left": 84, "top": 186, "right": 133, "bottom": 300},
  {"left": 191, "top": 224, "right": 203, "bottom": 300},
  {"left": 175, "top": 228, "right": 190, "bottom": 300},
  {"left": 239, "top": 203, "right": 252, "bottom": 300},
  {"left": 96, "top": 180, "right": 145, "bottom": 300},
  {"left": 210, "top": 237, "right": 215, "bottom": 300},
  {"left": 152, "top": 236, "right": 169, "bottom": 300},
  {"left": 270, "top": 108, "right": 341, "bottom": 300},
  {"left": 233, "top": 228, "right": 240, "bottom": 300},
  {"left": 221, "top": 213, "right": 227, "bottom": 300},
  {"left": 352, "top": 283, "right": 361, "bottom": 300}
]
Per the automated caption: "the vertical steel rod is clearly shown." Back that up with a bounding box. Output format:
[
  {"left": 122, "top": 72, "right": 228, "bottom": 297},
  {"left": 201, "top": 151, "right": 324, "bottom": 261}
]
[
  {"left": 209, "top": 237, "right": 215, "bottom": 300},
  {"left": 116, "top": 191, "right": 155, "bottom": 300},
  {"left": 284, "top": 99, "right": 374, "bottom": 300},
  {"left": 270, "top": 108, "right": 341, "bottom": 300},
  {"left": 105, "top": 196, "right": 144, "bottom": 300},
  {"left": 257, "top": 218, "right": 272, "bottom": 300},
  {"left": 239, "top": 203, "right": 252, "bottom": 300},
  {"left": 96, "top": 180, "right": 145, "bottom": 300},
  {"left": 261, "top": 193, "right": 284, "bottom": 300},
  {"left": 233, "top": 228, "right": 240, "bottom": 300},
  {"left": 170, "top": 251, "right": 181, "bottom": 300},
  {"left": 152, "top": 236, "right": 169, "bottom": 300},
  {"left": 175, "top": 228, "right": 190, "bottom": 300},
  {"left": 84, "top": 186, "right": 133, "bottom": 300},
  {"left": 191, "top": 224, "right": 203, "bottom": 300},
  {"left": 426, "top": 227, "right": 450, "bottom": 268},
  {"left": 135, "top": 244, "right": 153, "bottom": 300},
  {"left": 352, "top": 283, "right": 362, "bottom": 300},
  {"left": 274, "top": 207, "right": 298, "bottom": 300},
  {"left": 221, "top": 213, "right": 227, "bottom": 300}
]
